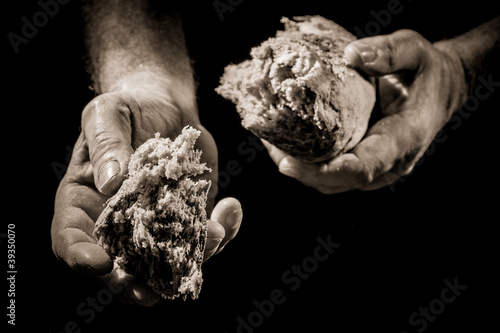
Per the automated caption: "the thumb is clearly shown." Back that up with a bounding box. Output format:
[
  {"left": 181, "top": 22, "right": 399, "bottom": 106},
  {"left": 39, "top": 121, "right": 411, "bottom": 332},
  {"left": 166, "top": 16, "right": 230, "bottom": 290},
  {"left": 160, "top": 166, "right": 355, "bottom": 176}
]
[
  {"left": 81, "top": 94, "right": 134, "bottom": 195},
  {"left": 344, "top": 29, "right": 431, "bottom": 76}
]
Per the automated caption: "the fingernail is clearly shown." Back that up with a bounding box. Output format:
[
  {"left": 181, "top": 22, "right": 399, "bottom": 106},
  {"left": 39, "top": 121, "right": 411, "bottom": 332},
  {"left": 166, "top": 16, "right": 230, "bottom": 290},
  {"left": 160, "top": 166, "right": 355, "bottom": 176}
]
[
  {"left": 129, "top": 285, "right": 160, "bottom": 307},
  {"left": 98, "top": 160, "right": 121, "bottom": 194},
  {"left": 346, "top": 43, "right": 377, "bottom": 63},
  {"left": 215, "top": 245, "right": 225, "bottom": 255},
  {"left": 226, "top": 209, "right": 243, "bottom": 231},
  {"left": 82, "top": 264, "right": 98, "bottom": 276},
  {"left": 260, "top": 139, "right": 272, "bottom": 151},
  {"left": 205, "top": 238, "right": 222, "bottom": 252},
  {"left": 279, "top": 165, "right": 302, "bottom": 178}
]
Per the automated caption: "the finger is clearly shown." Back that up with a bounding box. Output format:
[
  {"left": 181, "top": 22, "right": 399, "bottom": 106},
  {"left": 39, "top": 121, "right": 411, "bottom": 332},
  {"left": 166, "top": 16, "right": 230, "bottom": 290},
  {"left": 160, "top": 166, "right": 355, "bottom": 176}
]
[
  {"left": 52, "top": 206, "right": 113, "bottom": 275},
  {"left": 348, "top": 112, "right": 424, "bottom": 185},
  {"left": 261, "top": 139, "right": 289, "bottom": 167},
  {"left": 97, "top": 264, "right": 161, "bottom": 306},
  {"left": 210, "top": 197, "right": 242, "bottom": 253},
  {"left": 276, "top": 110, "right": 425, "bottom": 193},
  {"left": 277, "top": 155, "right": 317, "bottom": 183},
  {"left": 51, "top": 134, "right": 114, "bottom": 275},
  {"left": 300, "top": 114, "right": 423, "bottom": 193},
  {"left": 278, "top": 154, "right": 367, "bottom": 194},
  {"left": 190, "top": 122, "right": 219, "bottom": 216},
  {"left": 81, "top": 94, "right": 134, "bottom": 195},
  {"left": 261, "top": 120, "right": 415, "bottom": 194},
  {"left": 361, "top": 170, "right": 402, "bottom": 191},
  {"left": 344, "top": 29, "right": 430, "bottom": 76},
  {"left": 261, "top": 140, "right": 308, "bottom": 180},
  {"left": 204, "top": 219, "right": 225, "bottom": 261},
  {"left": 124, "top": 281, "right": 161, "bottom": 306},
  {"left": 261, "top": 138, "right": 354, "bottom": 192},
  {"left": 67, "top": 133, "right": 94, "bottom": 185},
  {"left": 64, "top": 241, "right": 113, "bottom": 275}
]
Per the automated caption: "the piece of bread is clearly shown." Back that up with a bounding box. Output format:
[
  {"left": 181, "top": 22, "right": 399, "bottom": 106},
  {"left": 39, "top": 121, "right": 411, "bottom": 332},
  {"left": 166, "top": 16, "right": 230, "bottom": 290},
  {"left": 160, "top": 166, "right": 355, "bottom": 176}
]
[
  {"left": 94, "top": 126, "right": 211, "bottom": 300},
  {"left": 216, "top": 15, "right": 375, "bottom": 162}
]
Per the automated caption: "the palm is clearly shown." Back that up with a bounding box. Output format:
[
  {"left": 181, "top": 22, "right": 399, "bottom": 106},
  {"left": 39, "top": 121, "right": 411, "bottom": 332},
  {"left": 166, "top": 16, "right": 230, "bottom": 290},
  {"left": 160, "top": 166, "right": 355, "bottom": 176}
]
[{"left": 377, "top": 74, "right": 410, "bottom": 116}]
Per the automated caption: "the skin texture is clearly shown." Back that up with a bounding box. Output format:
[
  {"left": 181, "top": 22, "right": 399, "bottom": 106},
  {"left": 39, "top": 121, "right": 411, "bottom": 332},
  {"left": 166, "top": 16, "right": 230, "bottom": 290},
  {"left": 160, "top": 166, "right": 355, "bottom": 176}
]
[
  {"left": 51, "top": 0, "right": 243, "bottom": 306},
  {"left": 264, "top": 16, "right": 500, "bottom": 194}
]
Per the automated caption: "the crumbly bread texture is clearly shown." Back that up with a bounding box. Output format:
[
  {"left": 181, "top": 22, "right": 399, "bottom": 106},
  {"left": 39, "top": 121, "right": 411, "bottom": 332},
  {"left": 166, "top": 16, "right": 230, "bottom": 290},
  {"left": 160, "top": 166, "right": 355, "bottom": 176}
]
[
  {"left": 94, "top": 126, "right": 211, "bottom": 300},
  {"left": 216, "top": 16, "right": 375, "bottom": 162}
]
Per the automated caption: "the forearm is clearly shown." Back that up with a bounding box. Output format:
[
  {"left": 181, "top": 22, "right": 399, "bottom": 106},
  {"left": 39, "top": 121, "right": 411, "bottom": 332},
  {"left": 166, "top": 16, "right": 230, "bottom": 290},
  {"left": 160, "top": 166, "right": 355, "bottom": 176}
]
[
  {"left": 435, "top": 16, "right": 500, "bottom": 102},
  {"left": 83, "top": 0, "right": 197, "bottom": 115}
]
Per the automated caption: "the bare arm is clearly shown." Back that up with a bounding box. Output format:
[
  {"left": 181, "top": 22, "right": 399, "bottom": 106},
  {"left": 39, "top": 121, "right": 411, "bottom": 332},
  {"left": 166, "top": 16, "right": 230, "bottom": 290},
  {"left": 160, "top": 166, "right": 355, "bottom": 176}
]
[
  {"left": 435, "top": 15, "right": 500, "bottom": 101},
  {"left": 83, "top": 0, "right": 197, "bottom": 116},
  {"left": 51, "top": 0, "right": 243, "bottom": 306}
]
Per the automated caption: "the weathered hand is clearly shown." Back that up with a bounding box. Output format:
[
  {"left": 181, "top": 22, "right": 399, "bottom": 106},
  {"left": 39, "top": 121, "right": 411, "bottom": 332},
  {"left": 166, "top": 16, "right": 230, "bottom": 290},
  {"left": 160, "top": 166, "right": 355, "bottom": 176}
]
[
  {"left": 264, "top": 30, "right": 465, "bottom": 193},
  {"left": 51, "top": 89, "right": 242, "bottom": 305}
]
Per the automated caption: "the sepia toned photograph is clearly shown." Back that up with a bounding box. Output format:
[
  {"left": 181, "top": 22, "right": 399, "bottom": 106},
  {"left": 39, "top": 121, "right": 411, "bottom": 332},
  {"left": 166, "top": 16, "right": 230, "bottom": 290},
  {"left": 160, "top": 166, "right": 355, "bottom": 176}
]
[{"left": 5, "top": 0, "right": 499, "bottom": 332}]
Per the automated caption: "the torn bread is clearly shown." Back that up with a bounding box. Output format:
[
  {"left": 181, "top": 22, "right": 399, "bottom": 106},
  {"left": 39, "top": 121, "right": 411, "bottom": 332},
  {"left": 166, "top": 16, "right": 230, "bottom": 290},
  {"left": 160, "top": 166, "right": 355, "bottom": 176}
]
[
  {"left": 216, "top": 15, "right": 375, "bottom": 162},
  {"left": 94, "top": 126, "right": 210, "bottom": 300}
]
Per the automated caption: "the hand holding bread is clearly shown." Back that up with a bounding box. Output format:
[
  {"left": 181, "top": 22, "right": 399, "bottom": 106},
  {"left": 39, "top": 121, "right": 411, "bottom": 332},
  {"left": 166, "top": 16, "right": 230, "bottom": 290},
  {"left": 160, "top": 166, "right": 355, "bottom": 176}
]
[
  {"left": 217, "top": 17, "right": 467, "bottom": 193},
  {"left": 217, "top": 16, "right": 376, "bottom": 162},
  {"left": 51, "top": 2, "right": 498, "bottom": 308},
  {"left": 51, "top": 88, "right": 242, "bottom": 305}
]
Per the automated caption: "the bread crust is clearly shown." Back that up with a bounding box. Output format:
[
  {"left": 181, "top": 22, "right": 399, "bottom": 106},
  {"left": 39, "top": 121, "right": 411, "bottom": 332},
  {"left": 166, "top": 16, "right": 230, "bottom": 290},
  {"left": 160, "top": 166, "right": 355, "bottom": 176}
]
[{"left": 216, "top": 16, "right": 376, "bottom": 162}]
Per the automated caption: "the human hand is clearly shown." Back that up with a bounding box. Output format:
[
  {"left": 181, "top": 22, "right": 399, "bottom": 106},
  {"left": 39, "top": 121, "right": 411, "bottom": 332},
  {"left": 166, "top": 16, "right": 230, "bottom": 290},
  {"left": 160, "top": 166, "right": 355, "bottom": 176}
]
[
  {"left": 263, "top": 29, "right": 465, "bottom": 193},
  {"left": 51, "top": 88, "right": 243, "bottom": 305}
]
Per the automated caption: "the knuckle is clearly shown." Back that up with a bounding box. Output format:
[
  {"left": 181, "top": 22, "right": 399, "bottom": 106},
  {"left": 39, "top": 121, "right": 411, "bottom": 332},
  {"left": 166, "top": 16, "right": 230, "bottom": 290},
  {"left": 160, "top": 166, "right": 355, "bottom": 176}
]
[
  {"left": 387, "top": 29, "right": 432, "bottom": 65},
  {"left": 88, "top": 132, "right": 124, "bottom": 165},
  {"left": 81, "top": 97, "right": 99, "bottom": 124},
  {"left": 399, "top": 30, "right": 432, "bottom": 58},
  {"left": 81, "top": 94, "right": 133, "bottom": 166},
  {"left": 393, "top": 29, "right": 427, "bottom": 45},
  {"left": 400, "top": 166, "right": 414, "bottom": 177},
  {"left": 82, "top": 93, "right": 131, "bottom": 126},
  {"left": 349, "top": 160, "right": 374, "bottom": 188},
  {"left": 93, "top": 131, "right": 119, "bottom": 148},
  {"left": 397, "top": 29, "right": 423, "bottom": 39},
  {"left": 398, "top": 158, "right": 416, "bottom": 177},
  {"left": 356, "top": 170, "right": 374, "bottom": 188}
]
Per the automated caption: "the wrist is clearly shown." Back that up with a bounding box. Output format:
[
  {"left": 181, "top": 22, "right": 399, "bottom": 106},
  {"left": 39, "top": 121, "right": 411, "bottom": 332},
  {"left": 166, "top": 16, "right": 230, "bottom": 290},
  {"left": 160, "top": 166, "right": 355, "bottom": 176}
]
[
  {"left": 115, "top": 68, "right": 170, "bottom": 93},
  {"left": 433, "top": 40, "right": 470, "bottom": 108},
  {"left": 115, "top": 69, "right": 200, "bottom": 121},
  {"left": 433, "top": 16, "right": 500, "bottom": 102},
  {"left": 84, "top": 0, "right": 197, "bottom": 117}
]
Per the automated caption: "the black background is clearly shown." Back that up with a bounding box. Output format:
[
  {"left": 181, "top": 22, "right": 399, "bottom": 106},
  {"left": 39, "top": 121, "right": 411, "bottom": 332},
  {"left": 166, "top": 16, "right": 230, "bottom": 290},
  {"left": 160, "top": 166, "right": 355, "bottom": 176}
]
[{"left": 4, "top": 0, "right": 499, "bottom": 332}]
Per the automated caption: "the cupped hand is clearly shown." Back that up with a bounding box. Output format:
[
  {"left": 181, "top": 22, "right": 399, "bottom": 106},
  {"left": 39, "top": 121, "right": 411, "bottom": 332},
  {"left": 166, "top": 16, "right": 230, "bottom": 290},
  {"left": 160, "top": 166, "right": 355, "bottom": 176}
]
[
  {"left": 51, "top": 89, "right": 243, "bottom": 305},
  {"left": 263, "top": 29, "right": 466, "bottom": 194}
]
